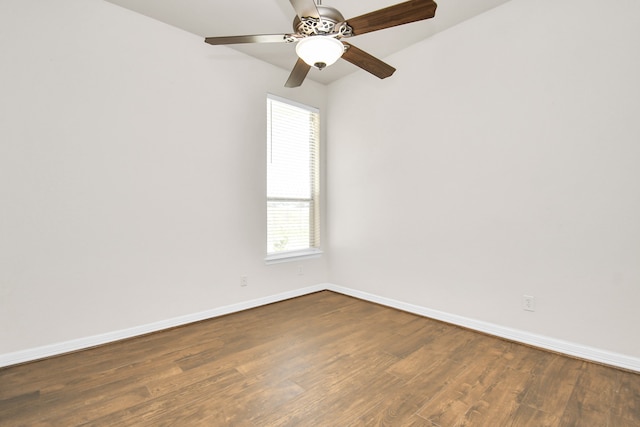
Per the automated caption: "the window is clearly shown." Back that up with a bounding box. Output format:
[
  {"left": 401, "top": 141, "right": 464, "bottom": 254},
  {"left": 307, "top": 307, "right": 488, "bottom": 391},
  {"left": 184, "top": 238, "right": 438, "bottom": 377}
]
[{"left": 266, "top": 95, "right": 320, "bottom": 262}]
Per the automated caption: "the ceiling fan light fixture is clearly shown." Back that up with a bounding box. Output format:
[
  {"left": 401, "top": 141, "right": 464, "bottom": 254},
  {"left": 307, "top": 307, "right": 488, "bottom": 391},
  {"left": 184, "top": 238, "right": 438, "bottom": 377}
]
[{"left": 295, "top": 36, "right": 345, "bottom": 70}]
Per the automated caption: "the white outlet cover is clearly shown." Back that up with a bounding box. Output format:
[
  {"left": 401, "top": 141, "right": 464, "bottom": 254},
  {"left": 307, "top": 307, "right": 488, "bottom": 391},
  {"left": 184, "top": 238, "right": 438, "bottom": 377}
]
[{"left": 522, "top": 295, "right": 536, "bottom": 312}]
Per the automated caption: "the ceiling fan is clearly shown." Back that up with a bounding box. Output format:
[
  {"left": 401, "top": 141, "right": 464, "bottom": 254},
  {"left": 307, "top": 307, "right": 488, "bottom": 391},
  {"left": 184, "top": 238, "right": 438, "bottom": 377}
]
[{"left": 204, "top": 0, "right": 437, "bottom": 87}]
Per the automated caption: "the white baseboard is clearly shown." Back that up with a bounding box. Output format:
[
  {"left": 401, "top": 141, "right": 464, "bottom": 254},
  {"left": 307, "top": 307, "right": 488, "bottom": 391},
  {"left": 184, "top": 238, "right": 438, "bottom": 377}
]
[
  {"left": 325, "top": 283, "right": 640, "bottom": 373},
  {"left": 3, "top": 282, "right": 639, "bottom": 373},
  {"left": 0, "top": 284, "right": 326, "bottom": 368}
]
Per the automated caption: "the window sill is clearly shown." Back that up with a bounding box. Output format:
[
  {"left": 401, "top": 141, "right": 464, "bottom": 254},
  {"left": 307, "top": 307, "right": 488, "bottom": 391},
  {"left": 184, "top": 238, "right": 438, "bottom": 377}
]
[{"left": 265, "top": 248, "right": 323, "bottom": 265}]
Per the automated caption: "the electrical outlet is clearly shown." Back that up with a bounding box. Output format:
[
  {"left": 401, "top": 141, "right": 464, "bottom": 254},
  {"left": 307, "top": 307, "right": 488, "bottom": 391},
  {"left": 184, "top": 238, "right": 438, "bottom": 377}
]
[
  {"left": 240, "top": 276, "right": 248, "bottom": 287},
  {"left": 297, "top": 265, "right": 304, "bottom": 276},
  {"left": 522, "top": 295, "right": 535, "bottom": 312}
]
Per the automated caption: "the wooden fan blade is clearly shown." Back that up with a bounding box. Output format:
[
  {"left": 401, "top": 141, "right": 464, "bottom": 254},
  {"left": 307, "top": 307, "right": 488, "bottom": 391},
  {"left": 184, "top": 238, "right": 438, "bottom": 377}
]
[
  {"left": 285, "top": 58, "right": 311, "bottom": 88},
  {"left": 347, "top": 0, "right": 437, "bottom": 36},
  {"left": 341, "top": 42, "right": 396, "bottom": 79},
  {"left": 289, "top": 0, "right": 321, "bottom": 20},
  {"left": 204, "top": 34, "right": 290, "bottom": 45}
]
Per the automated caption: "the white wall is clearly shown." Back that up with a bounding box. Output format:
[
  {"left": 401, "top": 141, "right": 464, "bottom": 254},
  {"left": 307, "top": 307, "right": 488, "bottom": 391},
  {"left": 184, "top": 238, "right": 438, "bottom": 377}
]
[
  {"left": 327, "top": 0, "right": 640, "bottom": 358},
  {"left": 0, "top": 0, "right": 328, "bottom": 355}
]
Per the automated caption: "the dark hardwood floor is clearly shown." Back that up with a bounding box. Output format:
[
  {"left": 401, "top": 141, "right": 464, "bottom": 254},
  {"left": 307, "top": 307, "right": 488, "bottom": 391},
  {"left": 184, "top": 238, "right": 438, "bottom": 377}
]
[{"left": 1, "top": 291, "right": 639, "bottom": 426}]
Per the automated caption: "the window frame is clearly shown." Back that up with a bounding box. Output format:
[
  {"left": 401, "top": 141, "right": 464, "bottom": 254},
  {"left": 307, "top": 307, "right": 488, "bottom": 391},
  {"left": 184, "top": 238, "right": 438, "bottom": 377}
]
[{"left": 264, "top": 94, "right": 322, "bottom": 264}]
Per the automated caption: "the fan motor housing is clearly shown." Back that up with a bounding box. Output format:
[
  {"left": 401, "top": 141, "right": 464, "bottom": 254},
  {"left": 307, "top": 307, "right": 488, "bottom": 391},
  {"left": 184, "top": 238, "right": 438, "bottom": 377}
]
[{"left": 293, "top": 6, "right": 347, "bottom": 36}]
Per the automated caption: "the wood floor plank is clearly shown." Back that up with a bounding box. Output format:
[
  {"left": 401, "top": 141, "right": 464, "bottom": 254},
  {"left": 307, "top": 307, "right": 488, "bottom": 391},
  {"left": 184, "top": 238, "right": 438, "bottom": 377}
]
[
  {"left": 510, "top": 404, "right": 561, "bottom": 427},
  {"left": 416, "top": 347, "right": 508, "bottom": 425},
  {"left": 356, "top": 364, "right": 467, "bottom": 426},
  {"left": 80, "top": 368, "right": 247, "bottom": 426},
  {"left": 457, "top": 366, "right": 530, "bottom": 426},
  {"left": 382, "top": 319, "right": 449, "bottom": 359},
  {"left": 613, "top": 367, "right": 640, "bottom": 422},
  {"left": 386, "top": 328, "right": 471, "bottom": 382},
  {"left": 1, "top": 291, "right": 638, "bottom": 426},
  {"left": 518, "top": 354, "right": 583, "bottom": 415},
  {"left": 608, "top": 415, "right": 640, "bottom": 427},
  {"left": 559, "top": 361, "right": 620, "bottom": 426}
]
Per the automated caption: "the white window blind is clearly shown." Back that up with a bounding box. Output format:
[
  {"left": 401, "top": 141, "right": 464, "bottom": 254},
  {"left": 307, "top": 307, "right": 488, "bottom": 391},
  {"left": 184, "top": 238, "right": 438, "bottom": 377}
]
[{"left": 266, "top": 95, "right": 320, "bottom": 257}]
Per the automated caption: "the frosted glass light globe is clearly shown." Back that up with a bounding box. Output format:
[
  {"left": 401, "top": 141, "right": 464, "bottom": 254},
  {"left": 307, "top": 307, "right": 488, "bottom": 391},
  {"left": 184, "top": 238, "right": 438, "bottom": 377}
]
[{"left": 295, "top": 36, "right": 345, "bottom": 70}]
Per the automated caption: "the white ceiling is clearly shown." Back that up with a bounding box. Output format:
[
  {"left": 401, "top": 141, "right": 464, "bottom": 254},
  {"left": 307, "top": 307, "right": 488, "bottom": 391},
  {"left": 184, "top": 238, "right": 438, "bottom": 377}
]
[{"left": 105, "top": 0, "right": 510, "bottom": 85}]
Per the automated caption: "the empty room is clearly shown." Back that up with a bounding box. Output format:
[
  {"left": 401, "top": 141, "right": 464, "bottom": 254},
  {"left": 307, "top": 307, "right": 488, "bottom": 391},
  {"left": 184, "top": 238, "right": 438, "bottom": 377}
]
[{"left": 1, "top": 0, "right": 639, "bottom": 425}]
